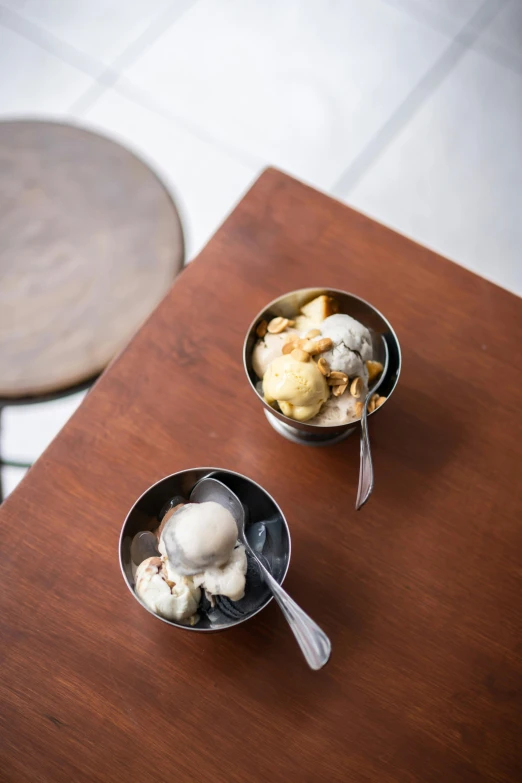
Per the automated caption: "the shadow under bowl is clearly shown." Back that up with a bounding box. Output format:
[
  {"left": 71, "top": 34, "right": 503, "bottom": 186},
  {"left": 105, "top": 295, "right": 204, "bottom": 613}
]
[
  {"left": 119, "top": 467, "right": 291, "bottom": 632},
  {"left": 243, "top": 287, "right": 402, "bottom": 446}
]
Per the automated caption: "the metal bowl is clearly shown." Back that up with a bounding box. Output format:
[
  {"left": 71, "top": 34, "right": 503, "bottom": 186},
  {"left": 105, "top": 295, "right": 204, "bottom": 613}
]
[
  {"left": 119, "top": 467, "right": 291, "bottom": 632},
  {"left": 244, "top": 288, "right": 402, "bottom": 446}
]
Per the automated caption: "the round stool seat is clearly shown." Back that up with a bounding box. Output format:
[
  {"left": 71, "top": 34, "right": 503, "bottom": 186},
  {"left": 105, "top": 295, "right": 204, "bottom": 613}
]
[{"left": 0, "top": 120, "right": 184, "bottom": 400}]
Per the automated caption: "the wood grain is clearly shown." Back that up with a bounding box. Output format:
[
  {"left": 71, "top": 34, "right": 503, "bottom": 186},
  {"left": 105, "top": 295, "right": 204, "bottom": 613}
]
[
  {"left": 0, "top": 120, "right": 183, "bottom": 399},
  {"left": 0, "top": 168, "right": 521, "bottom": 783}
]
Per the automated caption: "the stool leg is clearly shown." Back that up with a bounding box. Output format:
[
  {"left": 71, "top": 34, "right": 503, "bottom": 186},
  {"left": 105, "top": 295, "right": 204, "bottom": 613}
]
[
  {"left": 0, "top": 406, "right": 4, "bottom": 504},
  {"left": 0, "top": 407, "right": 33, "bottom": 503}
]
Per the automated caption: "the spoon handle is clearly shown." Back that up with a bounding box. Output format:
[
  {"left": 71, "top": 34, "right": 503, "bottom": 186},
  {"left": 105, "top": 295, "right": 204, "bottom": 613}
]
[
  {"left": 255, "top": 556, "right": 331, "bottom": 670},
  {"left": 355, "top": 395, "right": 374, "bottom": 510},
  {"left": 355, "top": 335, "right": 389, "bottom": 510}
]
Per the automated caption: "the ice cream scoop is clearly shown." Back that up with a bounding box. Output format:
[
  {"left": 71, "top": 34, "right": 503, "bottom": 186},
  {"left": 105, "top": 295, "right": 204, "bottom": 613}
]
[
  {"left": 159, "top": 501, "right": 238, "bottom": 576},
  {"left": 263, "top": 354, "right": 329, "bottom": 422},
  {"left": 159, "top": 500, "right": 248, "bottom": 604},
  {"left": 309, "top": 391, "right": 360, "bottom": 426},
  {"left": 192, "top": 545, "right": 247, "bottom": 602},
  {"left": 252, "top": 331, "right": 294, "bottom": 379},
  {"left": 135, "top": 556, "right": 200, "bottom": 623},
  {"left": 320, "top": 313, "right": 373, "bottom": 377}
]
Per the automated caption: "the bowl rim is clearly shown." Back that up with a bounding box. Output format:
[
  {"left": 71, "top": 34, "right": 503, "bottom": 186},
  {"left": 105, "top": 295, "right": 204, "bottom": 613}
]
[
  {"left": 119, "top": 467, "right": 292, "bottom": 632},
  {"left": 243, "top": 287, "right": 402, "bottom": 431}
]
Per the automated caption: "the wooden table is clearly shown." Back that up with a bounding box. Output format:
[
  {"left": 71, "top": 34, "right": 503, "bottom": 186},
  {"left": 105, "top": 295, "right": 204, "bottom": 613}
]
[{"left": 1, "top": 169, "right": 521, "bottom": 783}]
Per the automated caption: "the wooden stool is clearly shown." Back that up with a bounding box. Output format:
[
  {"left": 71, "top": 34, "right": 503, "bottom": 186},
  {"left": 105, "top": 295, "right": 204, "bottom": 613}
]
[{"left": 0, "top": 120, "right": 184, "bottom": 499}]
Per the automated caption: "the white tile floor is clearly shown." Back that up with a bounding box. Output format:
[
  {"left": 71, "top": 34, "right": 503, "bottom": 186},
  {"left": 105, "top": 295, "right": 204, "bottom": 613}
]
[{"left": 1, "top": 0, "right": 521, "bottom": 497}]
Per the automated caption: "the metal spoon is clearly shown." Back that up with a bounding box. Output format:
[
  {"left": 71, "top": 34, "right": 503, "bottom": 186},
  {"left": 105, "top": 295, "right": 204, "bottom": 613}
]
[
  {"left": 130, "top": 531, "right": 160, "bottom": 565},
  {"left": 190, "top": 477, "right": 331, "bottom": 671},
  {"left": 355, "top": 335, "right": 390, "bottom": 510}
]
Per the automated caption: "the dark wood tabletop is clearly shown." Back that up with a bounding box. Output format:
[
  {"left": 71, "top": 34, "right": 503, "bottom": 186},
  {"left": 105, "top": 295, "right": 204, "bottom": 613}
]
[{"left": 1, "top": 168, "right": 521, "bottom": 783}]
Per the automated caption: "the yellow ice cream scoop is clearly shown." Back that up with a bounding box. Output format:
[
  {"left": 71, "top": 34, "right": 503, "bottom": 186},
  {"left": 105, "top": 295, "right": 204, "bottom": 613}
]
[{"left": 263, "top": 354, "right": 329, "bottom": 422}]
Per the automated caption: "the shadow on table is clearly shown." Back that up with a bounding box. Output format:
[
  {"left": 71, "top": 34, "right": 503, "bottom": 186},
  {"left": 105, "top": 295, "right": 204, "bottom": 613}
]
[{"left": 366, "top": 358, "right": 470, "bottom": 511}]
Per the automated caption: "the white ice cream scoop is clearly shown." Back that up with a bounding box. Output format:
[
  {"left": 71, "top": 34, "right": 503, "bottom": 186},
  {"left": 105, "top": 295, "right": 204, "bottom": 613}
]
[
  {"left": 135, "top": 556, "right": 200, "bottom": 623},
  {"left": 252, "top": 331, "right": 294, "bottom": 379},
  {"left": 159, "top": 501, "right": 238, "bottom": 576},
  {"left": 192, "top": 544, "right": 247, "bottom": 602},
  {"left": 320, "top": 313, "right": 373, "bottom": 377}
]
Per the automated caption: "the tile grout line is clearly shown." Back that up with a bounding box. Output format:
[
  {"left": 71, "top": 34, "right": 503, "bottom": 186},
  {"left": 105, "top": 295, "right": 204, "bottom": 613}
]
[
  {"left": 69, "top": 0, "right": 201, "bottom": 115},
  {"left": 2, "top": 0, "right": 518, "bottom": 179},
  {"left": 388, "top": 0, "right": 522, "bottom": 77},
  {"left": 111, "top": 75, "right": 267, "bottom": 172},
  {"left": 473, "top": 32, "right": 522, "bottom": 77},
  {"left": 70, "top": 0, "right": 265, "bottom": 171},
  {"left": 0, "top": 1, "right": 262, "bottom": 174},
  {"left": 331, "top": 0, "right": 507, "bottom": 197},
  {"left": 0, "top": 0, "right": 262, "bottom": 174},
  {"left": 0, "top": 6, "right": 105, "bottom": 80},
  {"left": 379, "top": 0, "right": 470, "bottom": 38},
  {"left": 0, "top": 2, "right": 202, "bottom": 116}
]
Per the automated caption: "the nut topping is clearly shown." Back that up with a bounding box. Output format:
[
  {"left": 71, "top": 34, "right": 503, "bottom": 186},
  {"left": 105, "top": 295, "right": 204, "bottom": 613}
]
[
  {"left": 332, "top": 383, "right": 348, "bottom": 397},
  {"left": 256, "top": 320, "right": 268, "bottom": 338},
  {"left": 328, "top": 371, "right": 349, "bottom": 386},
  {"left": 267, "top": 316, "right": 290, "bottom": 334},
  {"left": 368, "top": 393, "right": 380, "bottom": 413},
  {"left": 302, "top": 337, "right": 333, "bottom": 355},
  {"left": 366, "top": 360, "right": 384, "bottom": 383},
  {"left": 317, "top": 357, "right": 330, "bottom": 377},
  {"left": 350, "top": 377, "right": 363, "bottom": 398},
  {"left": 291, "top": 348, "right": 310, "bottom": 363}
]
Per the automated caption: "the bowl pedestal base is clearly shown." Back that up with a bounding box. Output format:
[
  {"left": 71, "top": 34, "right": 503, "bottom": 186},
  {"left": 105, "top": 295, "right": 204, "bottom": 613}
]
[{"left": 264, "top": 410, "right": 356, "bottom": 447}]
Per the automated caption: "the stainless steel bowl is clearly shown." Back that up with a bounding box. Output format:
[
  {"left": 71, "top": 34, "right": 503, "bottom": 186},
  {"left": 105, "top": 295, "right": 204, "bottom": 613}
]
[
  {"left": 244, "top": 288, "right": 402, "bottom": 446},
  {"left": 119, "top": 467, "right": 291, "bottom": 632}
]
